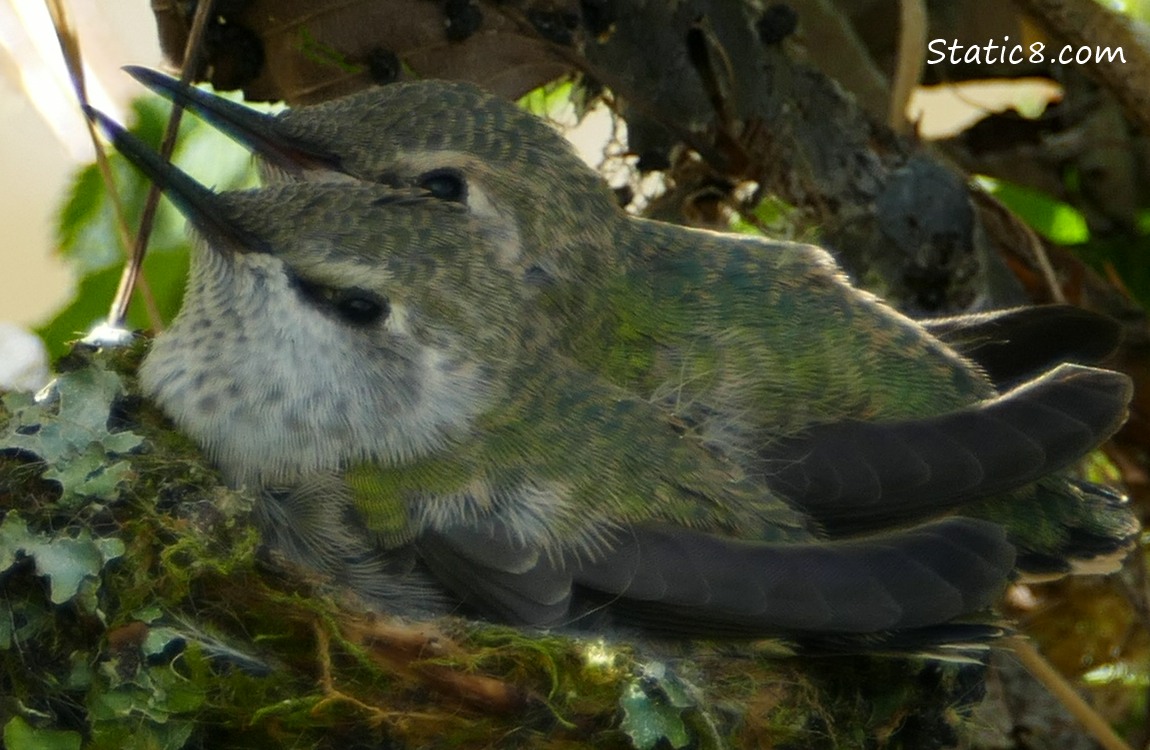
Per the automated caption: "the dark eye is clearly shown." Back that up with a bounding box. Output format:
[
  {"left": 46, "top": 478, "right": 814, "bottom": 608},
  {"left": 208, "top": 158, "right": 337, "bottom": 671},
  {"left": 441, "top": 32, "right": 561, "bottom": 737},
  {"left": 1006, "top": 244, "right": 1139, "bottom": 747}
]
[
  {"left": 291, "top": 275, "right": 390, "bottom": 326},
  {"left": 333, "top": 289, "right": 390, "bottom": 326},
  {"left": 418, "top": 168, "right": 467, "bottom": 202}
]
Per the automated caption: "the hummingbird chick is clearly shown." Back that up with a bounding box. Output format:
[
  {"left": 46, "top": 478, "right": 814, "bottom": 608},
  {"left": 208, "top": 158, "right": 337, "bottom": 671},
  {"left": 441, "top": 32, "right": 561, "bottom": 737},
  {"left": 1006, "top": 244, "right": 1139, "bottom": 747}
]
[
  {"left": 87, "top": 73, "right": 1137, "bottom": 650},
  {"left": 127, "top": 70, "right": 1139, "bottom": 573}
]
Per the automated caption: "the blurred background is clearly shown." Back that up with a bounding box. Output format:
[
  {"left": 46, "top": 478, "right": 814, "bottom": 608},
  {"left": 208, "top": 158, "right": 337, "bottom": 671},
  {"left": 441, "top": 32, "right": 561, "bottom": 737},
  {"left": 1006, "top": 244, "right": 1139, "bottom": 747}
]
[
  {"left": 0, "top": 1, "right": 160, "bottom": 327},
  {"left": 0, "top": 0, "right": 1071, "bottom": 333}
]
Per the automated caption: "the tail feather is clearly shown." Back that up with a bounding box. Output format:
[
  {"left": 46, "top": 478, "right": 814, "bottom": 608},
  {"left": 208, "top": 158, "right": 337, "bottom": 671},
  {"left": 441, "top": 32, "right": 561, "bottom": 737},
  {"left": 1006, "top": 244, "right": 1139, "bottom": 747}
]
[
  {"left": 570, "top": 517, "right": 1015, "bottom": 635},
  {"left": 763, "top": 364, "right": 1132, "bottom": 534},
  {"left": 967, "top": 477, "right": 1140, "bottom": 580},
  {"left": 923, "top": 305, "right": 1122, "bottom": 386}
]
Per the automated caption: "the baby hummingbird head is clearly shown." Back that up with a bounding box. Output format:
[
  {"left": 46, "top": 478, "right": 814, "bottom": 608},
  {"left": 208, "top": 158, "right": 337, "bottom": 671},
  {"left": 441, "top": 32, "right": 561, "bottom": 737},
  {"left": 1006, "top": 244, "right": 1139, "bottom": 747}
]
[
  {"left": 127, "top": 68, "right": 624, "bottom": 283},
  {"left": 89, "top": 107, "right": 530, "bottom": 486}
]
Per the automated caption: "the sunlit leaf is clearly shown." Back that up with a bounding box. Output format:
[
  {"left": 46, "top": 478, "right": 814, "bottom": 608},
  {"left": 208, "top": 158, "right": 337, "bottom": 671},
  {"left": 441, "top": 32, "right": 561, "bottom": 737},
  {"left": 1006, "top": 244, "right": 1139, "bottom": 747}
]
[
  {"left": 975, "top": 176, "right": 1090, "bottom": 245},
  {"left": 2, "top": 717, "right": 82, "bottom": 750},
  {"left": 619, "top": 679, "right": 691, "bottom": 749}
]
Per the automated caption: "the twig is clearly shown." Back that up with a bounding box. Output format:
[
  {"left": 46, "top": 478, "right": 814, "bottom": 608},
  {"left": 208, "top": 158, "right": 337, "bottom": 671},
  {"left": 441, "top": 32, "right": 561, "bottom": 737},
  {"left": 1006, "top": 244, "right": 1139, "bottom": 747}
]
[
  {"left": 106, "top": 0, "right": 217, "bottom": 329},
  {"left": 43, "top": 0, "right": 161, "bottom": 329},
  {"left": 889, "top": 0, "right": 927, "bottom": 135},
  {"left": 1006, "top": 636, "right": 1133, "bottom": 750}
]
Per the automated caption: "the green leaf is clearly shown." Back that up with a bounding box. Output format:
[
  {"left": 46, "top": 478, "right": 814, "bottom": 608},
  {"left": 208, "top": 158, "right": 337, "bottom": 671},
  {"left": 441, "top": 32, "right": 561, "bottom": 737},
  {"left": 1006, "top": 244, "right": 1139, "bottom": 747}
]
[
  {"left": 975, "top": 176, "right": 1090, "bottom": 245},
  {"left": 731, "top": 195, "right": 801, "bottom": 239},
  {"left": 619, "top": 679, "right": 691, "bottom": 750},
  {"left": 519, "top": 80, "right": 576, "bottom": 117},
  {"left": 1071, "top": 232, "right": 1150, "bottom": 311},
  {"left": 2, "top": 716, "right": 82, "bottom": 750},
  {"left": 56, "top": 164, "right": 107, "bottom": 258}
]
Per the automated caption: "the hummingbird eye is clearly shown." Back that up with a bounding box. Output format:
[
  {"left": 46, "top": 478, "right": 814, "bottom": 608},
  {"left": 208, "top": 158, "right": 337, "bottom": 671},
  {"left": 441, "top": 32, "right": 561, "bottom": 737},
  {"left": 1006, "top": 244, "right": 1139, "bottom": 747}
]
[
  {"left": 332, "top": 289, "right": 390, "bottom": 326},
  {"left": 291, "top": 275, "right": 390, "bottom": 326},
  {"left": 417, "top": 168, "right": 467, "bottom": 202}
]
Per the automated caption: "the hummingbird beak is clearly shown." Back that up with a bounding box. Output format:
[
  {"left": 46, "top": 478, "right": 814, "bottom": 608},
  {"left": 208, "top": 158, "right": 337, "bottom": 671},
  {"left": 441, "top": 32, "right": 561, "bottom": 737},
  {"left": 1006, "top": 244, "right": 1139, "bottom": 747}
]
[
  {"left": 85, "top": 105, "right": 269, "bottom": 256},
  {"left": 124, "top": 66, "right": 342, "bottom": 177}
]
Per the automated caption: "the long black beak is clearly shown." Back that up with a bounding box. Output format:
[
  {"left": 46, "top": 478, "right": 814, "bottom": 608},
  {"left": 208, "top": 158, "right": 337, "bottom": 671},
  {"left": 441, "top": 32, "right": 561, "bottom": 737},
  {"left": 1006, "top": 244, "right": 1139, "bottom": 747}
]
[
  {"left": 124, "top": 66, "right": 341, "bottom": 176},
  {"left": 85, "top": 105, "right": 267, "bottom": 254}
]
